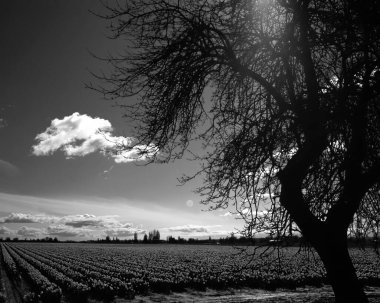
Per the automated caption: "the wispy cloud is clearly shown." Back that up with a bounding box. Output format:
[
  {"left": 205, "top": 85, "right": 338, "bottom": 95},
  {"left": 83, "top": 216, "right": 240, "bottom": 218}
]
[
  {"left": 32, "top": 112, "right": 158, "bottom": 163},
  {"left": 0, "top": 159, "right": 19, "bottom": 177},
  {"left": 163, "top": 224, "right": 223, "bottom": 234}
]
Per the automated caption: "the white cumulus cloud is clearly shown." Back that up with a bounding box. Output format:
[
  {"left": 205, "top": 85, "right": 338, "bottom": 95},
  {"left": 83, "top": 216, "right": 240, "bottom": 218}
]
[{"left": 32, "top": 112, "right": 158, "bottom": 163}]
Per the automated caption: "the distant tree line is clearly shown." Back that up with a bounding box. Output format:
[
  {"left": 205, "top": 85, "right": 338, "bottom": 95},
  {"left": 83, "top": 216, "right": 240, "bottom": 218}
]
[{"left": 1, "top": 232, "right": 378, "bottom": 250}]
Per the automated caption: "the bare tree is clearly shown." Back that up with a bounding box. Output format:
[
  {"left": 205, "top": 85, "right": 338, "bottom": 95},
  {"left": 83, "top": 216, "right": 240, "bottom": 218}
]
[
  {"left": 349, "top": 187, "right": 380, "bottom": 252},
  {"left": 93, "top": 0, "right": 380, "bottom": 302}
]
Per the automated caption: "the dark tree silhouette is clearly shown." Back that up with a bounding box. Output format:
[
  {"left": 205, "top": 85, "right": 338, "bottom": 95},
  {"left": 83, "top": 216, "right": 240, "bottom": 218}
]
[
  {"left": 148, "top": 229, "right": 160, "bottom": 241},
  {"left": 94, "top": 1, "right": 380, "bottom": 302}
]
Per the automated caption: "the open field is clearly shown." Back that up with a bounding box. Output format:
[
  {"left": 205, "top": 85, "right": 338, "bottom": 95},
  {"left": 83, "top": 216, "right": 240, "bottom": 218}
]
[{"left": 0, "top": 243, "right": 379, "bottom": 302}]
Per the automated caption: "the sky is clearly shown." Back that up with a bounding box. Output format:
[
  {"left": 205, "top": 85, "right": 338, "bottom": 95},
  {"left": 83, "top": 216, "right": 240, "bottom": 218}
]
[{"left": 0, "top": 0, "right": 239, "bottom": 241}]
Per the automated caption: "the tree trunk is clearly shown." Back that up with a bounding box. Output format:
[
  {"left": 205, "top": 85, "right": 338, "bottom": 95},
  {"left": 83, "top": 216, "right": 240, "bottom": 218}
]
[
  {"left": 278, "top": 148, "right": 368, "bottom": 302},
  {"left": 314, "top": 232, "right": 368, "bottom": 303}
]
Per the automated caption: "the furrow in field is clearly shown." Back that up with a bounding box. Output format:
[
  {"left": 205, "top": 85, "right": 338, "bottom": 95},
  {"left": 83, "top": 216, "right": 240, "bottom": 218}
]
[
  {"left": 12, "top": 244, "right": 135, "bottom": 299},
  {"left": 3, "top": 244, "right": 62, "bottom": 303}
]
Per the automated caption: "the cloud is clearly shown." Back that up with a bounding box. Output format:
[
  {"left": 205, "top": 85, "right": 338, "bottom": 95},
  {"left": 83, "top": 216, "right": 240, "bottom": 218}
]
[
  {"left": 47, "top": 221, "right": 142, "bottom": 239},
  {"left": 61, "top": 214, "right": 100, "bottom": 227},
  {"left": 112, "top": 144, "right": 159, "bottom": 163},
  {"left": 104, "top": 227, "right": 146, "bottom": 238},
  {"left": 32, "top": 112, "right": 158, "bottom": 163},
  {"left": 17, "top": 226, "right": 43, "bottom": 238},
  {"left": 164, "top": 224, "right": 222, "bottom": 234},
  {"left": 61, "top": 214, "right": 128, "bottom": 228},
  {"left": 1, "top": 213, "right": 41, "bottom": 223},
  {"left": 46, "top": 225, "right": 89, "bottom": 237},
  {"left": 0, "top": 159, "right": 19, "bottom": 178},
  {"left": 237, "top": 209, "right": 269, "bottom": 219},
  {"left": 0, "top": 212, "right": 132, "bottom": 229},
  {"left": 0, "top": 226, "right": 11, "bottom": 235},
  {"left": 0, "top": 212, "right": 141, "bottom": 239},
  {"left": 256, "top": 210, "right": 269, "bottom": 217},
  {"left": 1, "top": 213, "right": 144, "bottom": 239},
  {"left": 0, "top": 211, "right": 232, "bottom": 239},
  {"left": 0, "top": 213, "right": 57, "bottom": 224},
  {"left": 220, "top": 212, "right": 233, "bottom": 217}
]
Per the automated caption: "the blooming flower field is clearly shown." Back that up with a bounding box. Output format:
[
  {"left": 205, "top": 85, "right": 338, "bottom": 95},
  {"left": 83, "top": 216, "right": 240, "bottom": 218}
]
[{"left": 0, "top": 243, "right": 379, "bottom": 302}]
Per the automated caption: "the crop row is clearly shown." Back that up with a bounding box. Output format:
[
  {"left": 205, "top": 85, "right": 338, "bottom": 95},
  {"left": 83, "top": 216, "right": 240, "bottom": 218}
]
[
  {"left": 7, "top": 244, "right": 91, "bottom": 301},
  {"left": 1, "top": 243, "right": 19, "bottom": 280},
  {"left": 7, "top": 244, "right": 134, "bottom": 301},
  {"left": 18, "top": 243, "right": 380, "bottom": 291},
  {"left": 22, "top": 244, "right": 260, "bottom": 291},
  {"left": 0, "top": 247, "right": 6, "bottom": 302},
  {"left": 4, "top": 243, "right": 380, "bottom": 302},
  {"left": 3, "top": 244, "right": 62, "bottom": 303},
  {"left": 6, "top": 244, "right": 340, "bottom": 291}
]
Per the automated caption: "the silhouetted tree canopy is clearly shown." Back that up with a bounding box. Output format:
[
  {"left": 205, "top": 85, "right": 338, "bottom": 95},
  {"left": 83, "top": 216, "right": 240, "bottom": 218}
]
[
  {"left": 148, "top": 229, "right": 160, "bottom": 241},
  {"left": 94, "top": 1, "right": 380, "bottom": 302}
]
